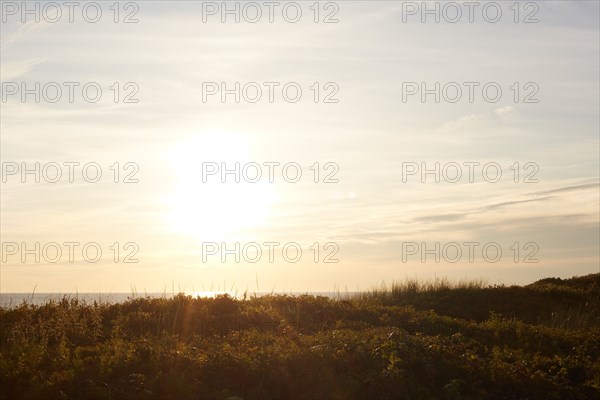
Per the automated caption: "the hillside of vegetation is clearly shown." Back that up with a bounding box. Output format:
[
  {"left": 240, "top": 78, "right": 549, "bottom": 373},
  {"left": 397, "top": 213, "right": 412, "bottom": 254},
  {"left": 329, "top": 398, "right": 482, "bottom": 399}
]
[{"left": 1, "top": 274, "right": 599, "bottom": 399}]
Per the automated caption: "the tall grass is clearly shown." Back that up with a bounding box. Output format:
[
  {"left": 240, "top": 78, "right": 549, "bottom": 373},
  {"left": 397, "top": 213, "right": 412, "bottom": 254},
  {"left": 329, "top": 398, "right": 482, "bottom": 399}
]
[
  {"left": 358, "top": 277, "right": 489, "bottom": 300},
  {"left": 0, "top": 274, "right": 598, "bottom": 400}
]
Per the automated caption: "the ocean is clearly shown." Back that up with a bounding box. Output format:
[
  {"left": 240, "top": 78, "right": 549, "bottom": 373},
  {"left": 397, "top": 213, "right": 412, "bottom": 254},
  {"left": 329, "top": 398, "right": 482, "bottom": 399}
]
[{"left": 0, "top": 291, "right": 361, "bottom": 308}]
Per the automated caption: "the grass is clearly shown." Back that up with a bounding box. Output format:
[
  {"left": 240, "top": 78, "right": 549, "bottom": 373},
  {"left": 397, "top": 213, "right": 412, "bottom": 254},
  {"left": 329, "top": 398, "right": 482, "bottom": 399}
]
[{"left": 1, "top": 274, "right": 599, "bottom": 399}]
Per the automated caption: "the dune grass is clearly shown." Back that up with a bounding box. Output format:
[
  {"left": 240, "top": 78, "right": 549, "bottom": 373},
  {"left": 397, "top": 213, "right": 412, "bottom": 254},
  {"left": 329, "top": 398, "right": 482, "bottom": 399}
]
[{"left": 1, "top": 274, "right": 599, "bottom": 399}]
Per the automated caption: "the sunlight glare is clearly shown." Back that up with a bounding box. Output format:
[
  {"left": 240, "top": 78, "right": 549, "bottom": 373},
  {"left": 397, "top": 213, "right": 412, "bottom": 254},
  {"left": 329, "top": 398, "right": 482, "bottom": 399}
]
[{"left": 164, "top": 131, "right": 277, "bottom": 242}]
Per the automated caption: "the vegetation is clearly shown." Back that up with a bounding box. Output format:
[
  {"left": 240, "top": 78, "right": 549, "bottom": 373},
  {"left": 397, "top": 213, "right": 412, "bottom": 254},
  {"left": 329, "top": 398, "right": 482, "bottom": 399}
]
[{"left": 1, "top": 274, "right": 599, "bottom": 399}]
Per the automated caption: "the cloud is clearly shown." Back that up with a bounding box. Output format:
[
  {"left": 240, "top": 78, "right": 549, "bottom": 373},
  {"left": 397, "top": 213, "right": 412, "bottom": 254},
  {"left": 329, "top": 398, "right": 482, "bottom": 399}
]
[
  {"left": 529, "top": 183, "right": 600, "bottom": 196},
  {"left": 409, "top": 196, "right": 554, "bottom": 224},
  {"left": 412, "top": 213, "right": 468, "bottom": 223},
  {"left": 1, "top": 58, "right": 47, "bottom": 80},
  {"left": 0, "top": 16, "right": 56, "bottom": 48},
  {"left": 493, "top": 106, "right": 515, "bottom": 117},
  {"left": 437, "top": 106, "right": 518, "bottom": 133},
  {"left": 479, "top": 196, "right": 554, "bottom": 211}
]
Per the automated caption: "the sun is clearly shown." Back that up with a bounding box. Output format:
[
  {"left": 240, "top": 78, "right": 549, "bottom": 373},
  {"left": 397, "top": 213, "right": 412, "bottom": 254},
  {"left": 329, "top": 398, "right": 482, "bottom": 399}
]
[{"left": 164, "top": 131, "right": 277, "bottom": 242}]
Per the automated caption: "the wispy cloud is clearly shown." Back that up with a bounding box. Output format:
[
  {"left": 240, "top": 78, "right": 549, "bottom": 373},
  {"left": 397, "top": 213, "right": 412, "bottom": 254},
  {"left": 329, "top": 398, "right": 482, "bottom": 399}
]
[
  {"left": 529, "top": 183, "right": 600, "bottom": 196},
  {"left": 437, "top": 106, "right": 518, "bottom": 133},
  {"left": 1, "top": 58, "right": 47, "bottom": 80}
]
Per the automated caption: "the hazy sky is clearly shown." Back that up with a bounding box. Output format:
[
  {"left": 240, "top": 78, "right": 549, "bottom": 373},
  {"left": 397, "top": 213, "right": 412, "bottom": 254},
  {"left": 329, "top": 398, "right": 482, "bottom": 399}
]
[{"left": 1, "top": 1, "right": 599, "bottom": 293}]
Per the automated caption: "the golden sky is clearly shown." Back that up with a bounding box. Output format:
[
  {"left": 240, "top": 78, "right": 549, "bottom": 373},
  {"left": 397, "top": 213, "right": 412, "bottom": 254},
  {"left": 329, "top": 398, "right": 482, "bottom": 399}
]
[{"left": 1, "top": 1, "right": 599, "bottom": 293}]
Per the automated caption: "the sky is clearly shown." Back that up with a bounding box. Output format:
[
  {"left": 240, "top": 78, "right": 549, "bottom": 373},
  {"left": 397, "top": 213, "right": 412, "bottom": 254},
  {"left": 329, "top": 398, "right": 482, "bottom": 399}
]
[{"left": 1, "top": 0, "right": 599, "bottom": 293}]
